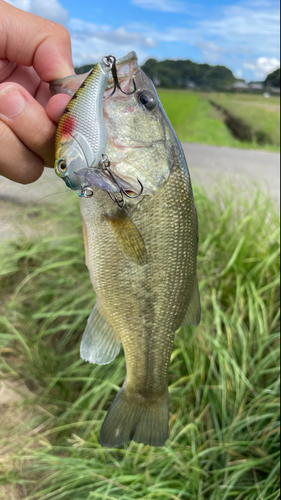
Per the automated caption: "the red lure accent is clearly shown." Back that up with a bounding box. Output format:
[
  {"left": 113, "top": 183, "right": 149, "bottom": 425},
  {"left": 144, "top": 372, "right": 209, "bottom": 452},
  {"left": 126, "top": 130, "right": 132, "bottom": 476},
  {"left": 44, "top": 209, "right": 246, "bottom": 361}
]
[{"left": 60, "top": 115, "right": 76, "bottom": 136}]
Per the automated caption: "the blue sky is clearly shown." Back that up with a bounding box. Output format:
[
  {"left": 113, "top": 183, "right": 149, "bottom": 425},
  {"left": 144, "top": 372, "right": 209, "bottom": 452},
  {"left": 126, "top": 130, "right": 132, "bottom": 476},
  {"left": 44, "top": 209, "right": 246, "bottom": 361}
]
[{"left": 6, "top": 0, "right": 281, "bottom": 81}]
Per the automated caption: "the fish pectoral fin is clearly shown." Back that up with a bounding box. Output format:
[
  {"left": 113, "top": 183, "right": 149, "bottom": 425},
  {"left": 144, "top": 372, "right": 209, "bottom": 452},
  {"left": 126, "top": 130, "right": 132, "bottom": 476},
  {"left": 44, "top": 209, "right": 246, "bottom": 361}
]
[
  {"left": 80, "top": 302, "right": 121, "bottom": 365},
  {"left": 184, "top": 278, "right": 201, "bottom": 326},
  {"left": 105, "top": 210, "right": 147, "bottom": 266}
]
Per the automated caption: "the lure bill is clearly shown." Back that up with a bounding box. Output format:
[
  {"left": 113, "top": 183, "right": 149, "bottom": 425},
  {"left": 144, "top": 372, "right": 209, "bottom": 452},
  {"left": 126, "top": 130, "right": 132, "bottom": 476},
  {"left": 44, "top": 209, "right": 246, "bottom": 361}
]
[{"left": 51, "top": 52, "right": 201, "bottom": 449}]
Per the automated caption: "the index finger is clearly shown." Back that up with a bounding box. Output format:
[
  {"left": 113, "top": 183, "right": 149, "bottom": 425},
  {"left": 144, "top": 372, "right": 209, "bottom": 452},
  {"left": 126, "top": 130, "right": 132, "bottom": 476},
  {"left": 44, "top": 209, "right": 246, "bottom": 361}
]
[{"left": 0, "top": 0, "right": 74, "bottom": 82}]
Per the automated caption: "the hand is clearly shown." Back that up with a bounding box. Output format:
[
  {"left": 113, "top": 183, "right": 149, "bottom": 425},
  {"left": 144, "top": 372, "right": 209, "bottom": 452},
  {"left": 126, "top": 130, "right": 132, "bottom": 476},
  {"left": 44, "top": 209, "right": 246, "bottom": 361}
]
[{"left": 0, "top": 0, "right": 73, "bottom": 184}]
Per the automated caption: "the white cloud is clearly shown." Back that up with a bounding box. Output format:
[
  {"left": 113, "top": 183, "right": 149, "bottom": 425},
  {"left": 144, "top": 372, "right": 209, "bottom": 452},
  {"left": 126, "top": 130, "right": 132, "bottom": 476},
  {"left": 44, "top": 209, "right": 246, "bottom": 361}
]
[
  {"left": 30, "top": 0, "right": 68, "bottom": 23},
  {"left": 141, "top": 1, "right": 279, "bottom": 57},
  {"left": 243, "top": 57, "right": 280, "bottom": 79},
  {"left": 5, "top": 0, "right": 68, "bottom": 23},
  {"left": 68, "top": 19, "right": 157, "bottom": 66},
  {"left": 131, "top": 0, "right": 187, "bottom": 13},
  {"left": 5, "top": 0, "right": 280, "bottom": 80},
  {"left": 235, "top": 69, "right": 244, "bottom": 79},
  {"left": 69, "top": 20, "right": 156, "bottom": 49},
  {"left": 5, "top": 0, "right": 31, "bottom": 9},
  {"left": 128, "top": 1, "right": 280, "bottom": 79},
  {"left": 195, "top": 41, "right": 226, "bottom": 64}
]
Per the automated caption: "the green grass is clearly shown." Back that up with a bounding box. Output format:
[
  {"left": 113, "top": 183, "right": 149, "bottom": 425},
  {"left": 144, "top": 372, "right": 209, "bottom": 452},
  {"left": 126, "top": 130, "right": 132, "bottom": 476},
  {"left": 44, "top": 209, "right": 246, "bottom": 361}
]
[
  {"left": 208, "top": 93, "right": 280, "bottom": 150},
  {"left": 0, "top": 188, "right": 280, "bottom": 500},
  {"left": 158, "top": 90, "right": 280, "bottom": 151}
]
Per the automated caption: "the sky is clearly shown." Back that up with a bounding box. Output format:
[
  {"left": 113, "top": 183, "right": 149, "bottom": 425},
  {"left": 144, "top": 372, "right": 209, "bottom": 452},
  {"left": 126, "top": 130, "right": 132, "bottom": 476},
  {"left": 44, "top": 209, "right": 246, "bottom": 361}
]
[{"left": 5, "top": 0, "right": 281, "bottom": 81}]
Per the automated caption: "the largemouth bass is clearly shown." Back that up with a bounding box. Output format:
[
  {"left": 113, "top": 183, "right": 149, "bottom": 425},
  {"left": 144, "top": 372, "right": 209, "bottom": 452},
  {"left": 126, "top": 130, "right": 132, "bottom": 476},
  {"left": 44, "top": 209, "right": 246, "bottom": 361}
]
[{"left": 51, "top": 52, "right": 201, "bottom": 448}]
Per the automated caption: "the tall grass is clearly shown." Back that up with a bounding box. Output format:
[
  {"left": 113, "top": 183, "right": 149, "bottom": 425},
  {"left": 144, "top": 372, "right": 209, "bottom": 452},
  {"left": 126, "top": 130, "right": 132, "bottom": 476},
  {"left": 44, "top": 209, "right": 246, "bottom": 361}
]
[{"left": 0, "top": 187, "right": 280, "bottom": 500}]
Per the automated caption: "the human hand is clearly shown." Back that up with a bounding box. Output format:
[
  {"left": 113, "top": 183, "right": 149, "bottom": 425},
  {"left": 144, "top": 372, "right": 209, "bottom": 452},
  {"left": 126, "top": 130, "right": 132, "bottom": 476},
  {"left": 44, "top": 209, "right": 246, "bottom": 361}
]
[{"left": 0, "top": 0, "right": 73, "bottom": 184}]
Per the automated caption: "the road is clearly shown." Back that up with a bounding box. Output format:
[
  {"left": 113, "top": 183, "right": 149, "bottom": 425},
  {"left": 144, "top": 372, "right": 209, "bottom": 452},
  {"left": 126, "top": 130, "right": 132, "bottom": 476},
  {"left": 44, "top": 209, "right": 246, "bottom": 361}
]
[
  {"left": 0, "top": 143, "right": 280, "bottom": 241},
  {"left": 181, "top": 143, "right": 280, "bottom": 202}
]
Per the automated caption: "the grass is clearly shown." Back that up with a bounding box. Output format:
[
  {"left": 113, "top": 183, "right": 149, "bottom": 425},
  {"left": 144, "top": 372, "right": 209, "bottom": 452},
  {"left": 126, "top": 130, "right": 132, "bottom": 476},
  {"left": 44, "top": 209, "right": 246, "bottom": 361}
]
[
  {"left": 0, "top": 187, "right": 280, "bottom": 500},
  {"left": 158, "top": 90, "right": 280, "bottom": 151},
  {"left": 208, "top": 93, "right": 280, "bottom": 150}
]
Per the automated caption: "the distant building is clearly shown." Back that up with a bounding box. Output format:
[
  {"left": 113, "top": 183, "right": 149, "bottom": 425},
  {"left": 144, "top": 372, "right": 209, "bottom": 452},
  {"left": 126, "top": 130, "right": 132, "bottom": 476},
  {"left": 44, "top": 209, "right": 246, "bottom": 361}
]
[
  {"left": 187, "top": 81, "right": 196, "bottom": 89},
  {"left": 249, "top": 83, "right": 264, "bottom": 91},
  {"left": 233, "top": 82, "right": 249, "bottom": 91},
  {"left": 268, "top": 86, "right": 280, "bottom": 94},
  {"left": 153, "top": 76, "right": 161, "bottom": 86}
]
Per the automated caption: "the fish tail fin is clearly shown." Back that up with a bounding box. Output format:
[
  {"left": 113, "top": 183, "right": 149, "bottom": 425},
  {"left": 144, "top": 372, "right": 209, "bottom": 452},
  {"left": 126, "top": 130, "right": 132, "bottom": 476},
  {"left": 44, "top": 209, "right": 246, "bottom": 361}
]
[{"left": 99, "top": 387, "right": 170, "bottom": 448}]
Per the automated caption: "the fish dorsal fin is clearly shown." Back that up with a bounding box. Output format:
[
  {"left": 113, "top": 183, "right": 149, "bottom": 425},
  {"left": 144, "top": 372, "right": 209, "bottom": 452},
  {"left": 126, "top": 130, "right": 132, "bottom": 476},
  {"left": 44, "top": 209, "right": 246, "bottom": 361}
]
[
  {"left": 105, "top": 209, "right": 147, "bottom": 266},
  {"left": 80, "top": 302, "right": 121, "bottom": 365},
  {"left": 184, "top": 279, "right": 201, "bottom": 326}
]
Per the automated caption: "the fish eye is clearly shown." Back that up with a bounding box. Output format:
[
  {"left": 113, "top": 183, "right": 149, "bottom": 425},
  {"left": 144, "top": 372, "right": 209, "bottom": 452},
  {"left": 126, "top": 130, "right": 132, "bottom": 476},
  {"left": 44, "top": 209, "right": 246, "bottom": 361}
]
[{"left": 138, "top": 91, "right": 157, "bottom": 111}]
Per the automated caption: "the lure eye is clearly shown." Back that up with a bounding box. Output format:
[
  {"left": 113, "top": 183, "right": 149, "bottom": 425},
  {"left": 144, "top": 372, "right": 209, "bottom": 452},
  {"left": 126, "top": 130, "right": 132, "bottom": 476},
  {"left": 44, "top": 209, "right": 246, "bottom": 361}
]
[
  {"left": 138, "top": 91, "right": 157, "bottom": 111},
  {"left": 55, "top": 158, "right": 68, "bottom": 178},
  {"left": 58, "top": 160, "right": 67, "bottom": 171}
]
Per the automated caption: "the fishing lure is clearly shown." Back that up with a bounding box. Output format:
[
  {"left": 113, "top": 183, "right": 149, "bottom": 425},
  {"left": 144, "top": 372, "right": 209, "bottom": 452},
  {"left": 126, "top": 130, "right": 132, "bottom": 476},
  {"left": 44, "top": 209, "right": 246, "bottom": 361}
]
[
  {"left": 54, "top": 61, "right": 111, "bottom": 195},
  {"left": 53, "top": 56, "right": 142, "bottom": 203}
]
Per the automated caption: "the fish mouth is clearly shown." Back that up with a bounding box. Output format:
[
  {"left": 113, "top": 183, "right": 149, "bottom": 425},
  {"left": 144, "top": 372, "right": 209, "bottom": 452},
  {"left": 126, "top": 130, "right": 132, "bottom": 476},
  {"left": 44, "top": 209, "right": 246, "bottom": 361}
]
[{"left": 105, "top": 52, "right": 140, "bottom": 96}]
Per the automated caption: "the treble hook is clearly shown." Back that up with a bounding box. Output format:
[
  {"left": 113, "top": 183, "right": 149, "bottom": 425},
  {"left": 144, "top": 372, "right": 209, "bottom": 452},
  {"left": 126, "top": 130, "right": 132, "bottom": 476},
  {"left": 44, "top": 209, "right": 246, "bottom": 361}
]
[
  {"left": 103, "top": 55, "right": 137, "bottom": 97},
  {"left": 122, "top": 179, "right": 144, "bottom": 199},
  {"left": 108, "top": 191, "right": 125, "bottom": 209},
  {"left": 102, "top": 160, "right": 144, "bottom": 207}
]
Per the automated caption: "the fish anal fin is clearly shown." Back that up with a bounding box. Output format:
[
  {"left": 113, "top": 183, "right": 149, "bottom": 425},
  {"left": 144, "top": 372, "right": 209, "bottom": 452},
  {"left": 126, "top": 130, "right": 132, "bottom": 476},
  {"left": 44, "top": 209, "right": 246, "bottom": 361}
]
[
  {"left": 80, "top": 302, "right": 121, "bottom": 365},
  {"left": 105, "top": 210, "right": 147, "bottom": 265},
  {"left": 184, "top": 279, "right": 201, "bottom": 326}
]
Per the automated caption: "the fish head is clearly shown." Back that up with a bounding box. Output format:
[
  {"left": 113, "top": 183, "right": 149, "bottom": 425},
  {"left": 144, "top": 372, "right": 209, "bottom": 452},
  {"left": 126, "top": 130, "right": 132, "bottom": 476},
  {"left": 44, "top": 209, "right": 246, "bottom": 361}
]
[
  {"left": 103, "top": 52, "right": 175, "bottom": 195},
  {"left": 52, "top": 53, "right": 177, "bottom": 197}
]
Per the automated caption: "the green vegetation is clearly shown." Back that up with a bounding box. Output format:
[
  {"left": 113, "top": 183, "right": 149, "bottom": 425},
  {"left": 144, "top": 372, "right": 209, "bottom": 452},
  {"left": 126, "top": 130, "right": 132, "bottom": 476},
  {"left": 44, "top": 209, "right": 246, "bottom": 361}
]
[
  {"left": 209, "top": 93, "right": 280, "bottom": 149},
  {"left": 74, "top": 59, "right": 237, "bottom": 88},
  {"left": 0, "top": 188, "right": 280, "bottom": 500},
  {"left": 265, "top": 68, "right": 280, "bottom": 89},
  {"left": 158, "top": 90, "right": 280, "bottom": 151},
  {"left": 142, "top": 59, "right": 236, "bottom": 90},
  {"left": 159, "top": 90, "right": 245, "bottom": 147}
]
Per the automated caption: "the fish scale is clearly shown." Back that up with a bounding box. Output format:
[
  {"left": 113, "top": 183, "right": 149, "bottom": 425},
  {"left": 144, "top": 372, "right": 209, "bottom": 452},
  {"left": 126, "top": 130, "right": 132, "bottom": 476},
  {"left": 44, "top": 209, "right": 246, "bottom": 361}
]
[{"left": 79, "top": 141, "right": 198, "bottom": 408}]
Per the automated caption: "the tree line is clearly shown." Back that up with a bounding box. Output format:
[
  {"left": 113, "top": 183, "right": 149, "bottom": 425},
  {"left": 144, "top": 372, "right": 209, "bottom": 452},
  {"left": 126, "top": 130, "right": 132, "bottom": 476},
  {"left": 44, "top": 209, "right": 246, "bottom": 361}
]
[{"left": 75, "top": 60, "right": 280, "bottom": 91}]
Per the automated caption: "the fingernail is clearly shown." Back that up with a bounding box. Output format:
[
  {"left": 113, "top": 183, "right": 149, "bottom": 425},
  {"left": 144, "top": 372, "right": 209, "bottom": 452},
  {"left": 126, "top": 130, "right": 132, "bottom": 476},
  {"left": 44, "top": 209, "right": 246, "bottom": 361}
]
[{"left": 0, "top": 87, "right": 25, "bottom": 118}]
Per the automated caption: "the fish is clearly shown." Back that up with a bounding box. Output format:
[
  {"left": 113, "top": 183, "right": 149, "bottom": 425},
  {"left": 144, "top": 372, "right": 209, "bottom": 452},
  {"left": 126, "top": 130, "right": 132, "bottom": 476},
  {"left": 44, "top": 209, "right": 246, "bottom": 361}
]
[{"left": 51, "top": 51, "right": 201, "bottom": 448}]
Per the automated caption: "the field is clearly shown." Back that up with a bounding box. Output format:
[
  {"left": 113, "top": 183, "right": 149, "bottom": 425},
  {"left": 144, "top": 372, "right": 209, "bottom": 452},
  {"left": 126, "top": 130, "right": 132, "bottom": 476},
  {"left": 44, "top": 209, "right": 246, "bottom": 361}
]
[
  {"left": 0, "top": 187, "right": 280, "bottom": 500},
  {"left": 158, "top": 91, "right": 280, "bottom": 151}
]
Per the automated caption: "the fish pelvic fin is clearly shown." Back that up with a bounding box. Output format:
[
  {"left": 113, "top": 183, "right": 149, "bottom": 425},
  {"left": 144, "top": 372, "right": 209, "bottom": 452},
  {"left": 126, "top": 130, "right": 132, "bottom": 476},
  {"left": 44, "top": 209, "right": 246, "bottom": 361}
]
[
  {"left": 104, "top": 209, "right": 147, "bottom": 266},
  {"left": 99, "top": 388, "right": 170, "bottom": 448},
  {"left": 184, "top": 278, "right": 201, "bottom": 326},
  {"left": 80, "top": 302, "right": 121, "bottom": 365}
]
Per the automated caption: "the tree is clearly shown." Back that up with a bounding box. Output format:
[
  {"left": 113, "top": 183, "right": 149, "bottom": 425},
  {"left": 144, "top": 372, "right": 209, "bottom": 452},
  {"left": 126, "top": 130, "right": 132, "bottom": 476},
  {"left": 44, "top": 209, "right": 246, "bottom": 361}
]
[{"left": 264, "top": 68, "right": 280, "bottom": 88}]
